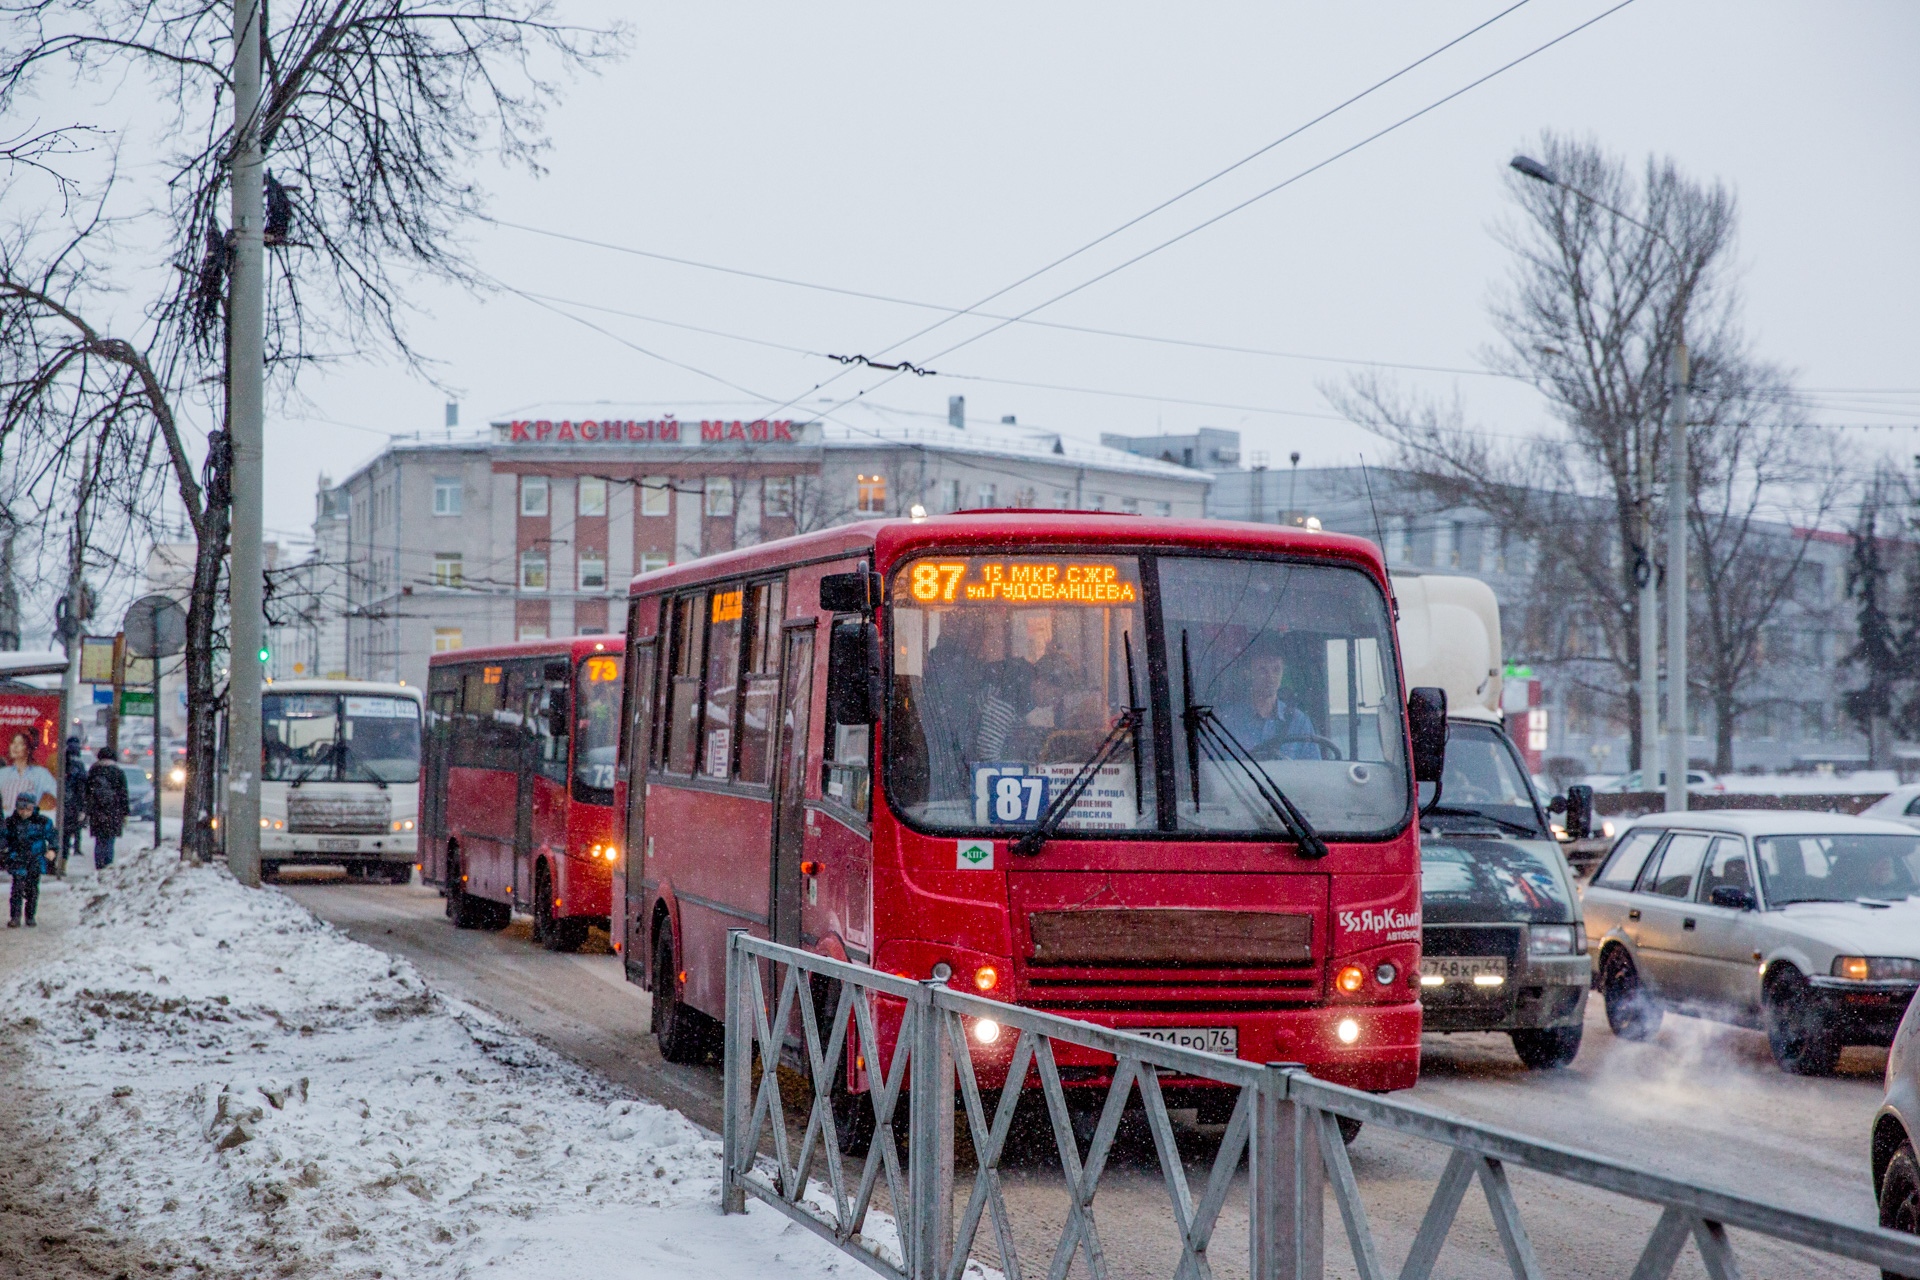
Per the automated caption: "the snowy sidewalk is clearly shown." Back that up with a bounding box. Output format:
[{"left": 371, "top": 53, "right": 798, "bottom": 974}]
[{"left": 0, "top": 847, "right": 875, "bottom": 1278}]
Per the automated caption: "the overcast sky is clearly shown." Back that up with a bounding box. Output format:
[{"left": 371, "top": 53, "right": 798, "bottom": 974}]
[{"left": 34, "top": 0, "right": 1920, "bottom": 553}]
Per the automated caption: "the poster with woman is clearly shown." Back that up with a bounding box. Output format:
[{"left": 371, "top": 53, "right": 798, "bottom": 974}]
[{"left": 0, "top": 690, "right": 63, "bottom": 814}]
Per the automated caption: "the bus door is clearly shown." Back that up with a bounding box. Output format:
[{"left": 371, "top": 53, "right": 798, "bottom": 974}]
[
  {"left": 622, "top": 638, "right": 658, "bottom": 982},
  {"left": 512, "top": 662, "right": 540, "bottom": 906},
  {"left": 423, "top": 673, "right": 457, "bottom": 883},
  {"left": 768, "top": 623, "right": 816, "bottom": 949}
]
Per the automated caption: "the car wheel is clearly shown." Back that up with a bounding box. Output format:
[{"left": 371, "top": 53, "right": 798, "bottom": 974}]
[
  {"left": 260, "top": 861, "right": 280, "bottom": 881},
  {"left": 1602, "top": 949, "right": 1661, "bottom": 1041},
  {"left": 448, "top": 849, "right": 494, "bottom": 930},
  {"left": 1882, "top": 1141, "right": 1920, "bottom": 1280},
  {"left": 385, "top": 863, "right": 414, "bottom": 885},
  {"left": 1764, "top": 970, "right": 1840, "bottom": 1076},
  {"left": 1511, "top": 1023, "right": 1584, "bottom": 1069},
  {"left": 651, "top": 927, "right": 711, "bottom": 1064},
  {"left": 811, "top": 976, "right": 876, "bottom": 1158},
  {"left": 1336, "top": 1116, "right": 1363, "bottom": 1145},
  {"left": 534, "top": 864, "right": 589, "bottom": 952}
]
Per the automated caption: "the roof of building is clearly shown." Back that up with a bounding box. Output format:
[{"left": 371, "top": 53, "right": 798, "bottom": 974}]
[{"left": 819, "top": 402, "right": 1209, "bottom": 482}]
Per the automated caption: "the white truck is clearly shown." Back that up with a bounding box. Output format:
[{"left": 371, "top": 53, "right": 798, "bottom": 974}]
[{"left": 1393, "top": 573, "right": 1594, "bottom": 1068}]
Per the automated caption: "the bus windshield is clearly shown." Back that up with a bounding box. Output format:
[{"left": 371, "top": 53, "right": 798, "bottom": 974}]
[
  {"left": 264, "top": 692, "right": 421, "bottom": 785},
  {"left": 886, "top": 552, "right": 1407, "bottom": 839},
  {"left": 575, "top": 653, "right": 623, "bottom": 797}
]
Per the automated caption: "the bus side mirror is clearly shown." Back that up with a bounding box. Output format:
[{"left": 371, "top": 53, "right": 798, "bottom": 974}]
[
  {"left": 820, "top": 571, "right": 881, "bottom": 615},
  {"left": 827, "top": 620, "right": 883, "bottom": 726},
  {"left": 546, "top": 688, "right": 568, "bottom": 739},
  {"left": 1407, "top": 686, "right": 1447, "bottom": 784},
  {"left": 1559, "top": 783, "right": 1594, "bottom": 841}
]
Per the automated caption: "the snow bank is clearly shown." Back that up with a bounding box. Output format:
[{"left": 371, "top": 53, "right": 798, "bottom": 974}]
[{"left": 0, "top": 847, "right": 878, "bottom": 1278}]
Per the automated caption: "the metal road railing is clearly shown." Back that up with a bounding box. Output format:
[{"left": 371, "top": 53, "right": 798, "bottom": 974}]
[{"left": 720, "top": 931, "right": 1920, "bottom": 1280}]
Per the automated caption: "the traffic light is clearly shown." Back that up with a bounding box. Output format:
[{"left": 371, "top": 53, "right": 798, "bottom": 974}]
[{"left": 258, "top": 644, "right": 270, "bottom": 664}]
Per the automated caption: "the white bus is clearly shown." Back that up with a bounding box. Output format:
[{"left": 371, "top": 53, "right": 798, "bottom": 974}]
[{"left": 257, "top": 680, "right": 423, "bottom": 882}]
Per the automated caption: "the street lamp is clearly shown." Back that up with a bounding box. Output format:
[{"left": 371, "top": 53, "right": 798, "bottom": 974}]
[{"left": 1510, "top": 155, "right": 1693, "bottom": 813}]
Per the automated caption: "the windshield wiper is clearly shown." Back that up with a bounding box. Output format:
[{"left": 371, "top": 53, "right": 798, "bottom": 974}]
[
  {"left": 342, "top": 758, "right": 389, "bottom": 790},
  {"left": 1422, "top": 806, "right": 1541, "bottom": 837},
  {"left": 1012, "top": 632, "right": 1144, "bottom": 858},
  {"left": 1180, "top": 631, "right": 1328, "bottom": 859}
]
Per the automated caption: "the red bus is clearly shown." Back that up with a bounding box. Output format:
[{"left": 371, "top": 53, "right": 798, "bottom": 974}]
[
  {"left": 422, "top": 636, "right": 625, "bottom": 950},
  {"left": 612, "top": 515, "right": 1441, "bottom": 1116}
]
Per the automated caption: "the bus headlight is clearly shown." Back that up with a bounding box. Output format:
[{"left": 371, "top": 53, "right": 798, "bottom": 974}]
[
  {"left": 972, "top": 1018, "right": 1001, "bottom": 1045},
  {"left": 1336, "top": 1018, "right": 1360, "bottom": 1045},
  {"left": 391, "top": 819, "right": 414, "bottom": 832}
]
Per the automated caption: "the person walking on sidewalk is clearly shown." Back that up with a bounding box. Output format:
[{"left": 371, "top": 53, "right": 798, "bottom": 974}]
[
  {"left": 6, "top": 792, "right": 55, "bottom": 927},
  {"left": 84, "top": 747, "right": 128, "bottom": 871},
  {"left": 60, "top": 736, "right": 86, "bottom": 872}
]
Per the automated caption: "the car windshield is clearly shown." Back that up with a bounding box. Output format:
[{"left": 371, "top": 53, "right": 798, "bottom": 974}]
[
  {"left": 1754, "top": 833, "right": 1920, "bottom": 904},
  {"left": 575, "top": 653, "right": 623, "bottom": 796},
  {"left": 1421, "top": 837, "right": 1571, "bottom": 922},
  {"left": 264, "top": 693, "right": 421, "bottom": 784},
  {"left": 884, "top": 552, "right": 1407, "bottom": 838},
  {"left": 1421, "top": 722, "right": 1546, "bottom": 836}
]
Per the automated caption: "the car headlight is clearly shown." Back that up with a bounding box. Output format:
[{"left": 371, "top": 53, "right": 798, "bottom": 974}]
[
  {"left": 391, "top": 819, "right": 415, "bottom": 832},
  {"left": 1831, "top": 956, "right": 1920, "bottom": 982},
  {"left": 1529, "top": 925, "right": 1579, "bottom": 956}
]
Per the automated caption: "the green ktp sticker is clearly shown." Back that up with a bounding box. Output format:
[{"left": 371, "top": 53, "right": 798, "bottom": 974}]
[{"left": 956, "top": 840, "right": 994, "bottom": 870}]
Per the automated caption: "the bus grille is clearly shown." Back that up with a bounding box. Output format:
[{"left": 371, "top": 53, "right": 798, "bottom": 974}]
[
  {"left": 286, "top": 794, "right": 391, "bottom": 834},
  {"left": 1021, "top": 908, "right": 1320, "bottom": 1005}
]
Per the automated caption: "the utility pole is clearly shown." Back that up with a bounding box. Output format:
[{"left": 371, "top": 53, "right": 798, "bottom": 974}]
[
  {"left": 1664, "top": 343, "right": 1691, "bottom": 813},
  {"left": 227, "top": 0, "right": 265, "bottom": 887},
  {"left": 1638, "top": 422, "right": 1659, "bottom": 788}
]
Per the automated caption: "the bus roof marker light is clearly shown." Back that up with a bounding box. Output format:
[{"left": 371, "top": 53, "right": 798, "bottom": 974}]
[{"left": 1336, "top": 1018, "right": 1360, "bottom": 1045}]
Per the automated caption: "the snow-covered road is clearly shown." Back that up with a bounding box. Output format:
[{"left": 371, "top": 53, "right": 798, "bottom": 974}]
[{"left": 0, "top": 847, "right": 879, "bottom": 1279}]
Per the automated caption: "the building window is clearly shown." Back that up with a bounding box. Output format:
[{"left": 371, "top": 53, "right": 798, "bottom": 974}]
[
  {"left": 518, "top": 623, "right": 548, "bottom": 642},
  {"left": 1154, "top": 501, "right": 1172, "bottom": 517},
  {"left": 520, "top": 475, "right": 549, "bottom": 517},
  {"left": 941, "top": 479, "right": 962, "bottom": 512},
  {"left": 640, "top": 476, "right": 671, "bottom": 517},
  {"left": 579, "top": 554, "right": 607, "bottom": 590},
  {"left": 432, "top": 628, "right": 463, "bottom": 653},
  {"left": 433, "top": 476, "right": 462, "bottom": 516},
  {"left": 640, "top": 551, "right": 670, "bottom": 574},
  {"left": 432, "top": 552, "right": 464, "bottom": 588},
  {"left": 1449, "top": 520, "right": 1466, "bottom": 568},
  {"left": 705, "top": 476, "right": 734, "bottom": 517},
  {"left": 763, "top": 475, "right": 794, "bottom": 516},
  {"left": 519, "top": 551, "right": 548, "bottom": 591},
  {"left": 857, "top": 473, "right": 888, "bottom": 514},
  {"left": 1121, "top": 496, "right": 1140, "bottom": 514},
  {"left": 1088, "top": 493, "right": 1105, "bottom": 511},
  {"left": 578, "top": 476, "right": 607, "bottom": 517},
  {"left": 1013, "top": 487, "right": 1038, "bottom": 509},
  {"left": 1054, "top": 488, "right": 1074, "bottom": 508},
  {"left": 976, "top": 483, "right": 997, "bottom": 508}
]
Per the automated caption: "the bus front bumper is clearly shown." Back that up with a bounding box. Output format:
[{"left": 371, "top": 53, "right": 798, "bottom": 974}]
[
  {"left": 952, "top": 1002, "right": 1422, "bottom": 1095},
  {"left": 259, "top": 831, "right": 419, "bottom": 863}
]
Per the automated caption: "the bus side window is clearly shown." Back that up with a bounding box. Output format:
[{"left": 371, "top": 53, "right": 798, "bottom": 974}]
[
  {"left": 825, "top": 723, "right": 871, "bottom": 820},
  {"left": 702, "top": 585, "right": 744, "bottom": 782},
  {"left": 664, "top": 593, "right": 706, "bottom": 776},
  {"left": 454, "top": 664, "right": 498, "bottom": 769},
  {"left": 735, "top": 579, "right": 784, "bottom": 786},
  {"left": 531, "top": 661, "right": 570, "bottom": 784}
]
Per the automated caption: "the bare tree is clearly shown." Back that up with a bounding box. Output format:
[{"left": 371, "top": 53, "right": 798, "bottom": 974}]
[
  {"left": 1, "top": 1, "right": 622, "bottom": 859},
  {"left": 1333, "top": 132, "right": 1844, "bottom": 772}
]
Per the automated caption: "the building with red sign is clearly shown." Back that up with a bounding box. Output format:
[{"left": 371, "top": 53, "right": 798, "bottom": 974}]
[{"left": 286, "top": 407, "right": 1210, "bottom": 689}]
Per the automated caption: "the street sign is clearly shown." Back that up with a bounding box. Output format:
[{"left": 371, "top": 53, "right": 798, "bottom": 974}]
[
  {"left": 123, "top": 595, "right": 187, "bottom": 660},
  {"left": 79, "top": 635, "right": 118, "bottom": 684},
  {"left": 118, "top": 689, "right": 155, "bottom": 717},
  {"left": 123, "top": 656, "right": 156, "bottom": 685}
]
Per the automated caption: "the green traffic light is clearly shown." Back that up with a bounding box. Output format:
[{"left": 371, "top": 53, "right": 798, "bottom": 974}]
[{"left": 258, "top": 645, "right": 270, "bottom": 663}]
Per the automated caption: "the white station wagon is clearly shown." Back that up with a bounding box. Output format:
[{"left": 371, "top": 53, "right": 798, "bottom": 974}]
[{"left": 1582, "top": 811, "right": 1920, "bottom": 1075}]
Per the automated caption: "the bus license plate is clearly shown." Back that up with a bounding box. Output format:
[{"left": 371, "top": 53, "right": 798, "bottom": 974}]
[
  {"left": 1420, "top": 956, "right": 1506, "bottom": 984},
  {"left": 1135, "top": 1027, "right": 1238, "bottom": 1055},
  {"left": 318, "top": 838, "right": 358, "bottom": 852}
]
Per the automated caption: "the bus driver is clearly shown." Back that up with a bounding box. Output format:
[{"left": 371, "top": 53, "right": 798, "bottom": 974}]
[{"left": 1217, "top": 633, "right": 1321, "bottom": 759}]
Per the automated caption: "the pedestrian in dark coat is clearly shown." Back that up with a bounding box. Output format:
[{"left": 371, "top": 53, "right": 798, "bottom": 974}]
[
  {"left": 6, "top": 792, "right": 55, "bottom": 926},
  {"left": 85, "top": 747, "right": 129, "bottom": 871},
  {"left": 61, "top": 736, "right": 86, "bottom": 868}
]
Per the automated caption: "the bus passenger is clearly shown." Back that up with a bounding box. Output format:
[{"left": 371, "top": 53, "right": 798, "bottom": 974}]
[{"left": 1217, "top": 634, "right": 1320, "bottom": 759}]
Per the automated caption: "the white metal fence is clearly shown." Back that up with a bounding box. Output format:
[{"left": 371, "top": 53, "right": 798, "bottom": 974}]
[{"left": 720, "top": 930, "right": 1920, "bottom": 1280}]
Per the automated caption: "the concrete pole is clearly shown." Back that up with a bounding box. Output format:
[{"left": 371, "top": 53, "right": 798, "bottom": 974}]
[
  {"left": 1665, "top": 339, "right": 1691, "bottom": 813},
  {"left": 226, "top": 0, "right": 265, "bottom": 887},
  {"left": 1638, "top": 423, "right": 1660, "bottom": 793}
]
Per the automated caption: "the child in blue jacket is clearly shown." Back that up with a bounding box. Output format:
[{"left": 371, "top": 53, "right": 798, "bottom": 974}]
[{"left": 6, "top": 791, "right": 55, "bottom": 927}]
